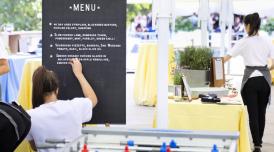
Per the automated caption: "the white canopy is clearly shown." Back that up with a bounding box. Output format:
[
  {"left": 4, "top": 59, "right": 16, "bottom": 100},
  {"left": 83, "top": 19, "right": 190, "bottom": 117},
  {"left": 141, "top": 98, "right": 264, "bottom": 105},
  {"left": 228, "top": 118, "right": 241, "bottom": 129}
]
[
  {"left": 127, "top": 0, "right": 152, "bottom": 4},
  {"left": 233, "top": 0, "right": 274, "bottom": 17},
  {"left": 175, "top": 0, "right": 274, "bottom": 17},
  {"left": 127, "top": 0, "right": 274, "bottom": 17}
]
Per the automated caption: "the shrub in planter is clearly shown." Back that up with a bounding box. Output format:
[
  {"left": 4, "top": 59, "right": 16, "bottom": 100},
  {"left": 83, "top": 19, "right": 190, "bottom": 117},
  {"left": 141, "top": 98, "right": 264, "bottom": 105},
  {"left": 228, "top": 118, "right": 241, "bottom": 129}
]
[
  {"left": 179, "top": 46, "right": 212, "bottom": 70},
  {"left": 179, "top": 46, "right": 213, "bottom": 87}
]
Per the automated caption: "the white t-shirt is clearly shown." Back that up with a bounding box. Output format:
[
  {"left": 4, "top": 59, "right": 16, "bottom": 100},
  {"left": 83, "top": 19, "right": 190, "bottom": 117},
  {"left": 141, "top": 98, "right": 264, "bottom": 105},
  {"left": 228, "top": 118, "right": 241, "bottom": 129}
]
[
  {"left": 228, "top": 35, "right": 274, "bottom": 77},
  {"left": 26, "top": 98, "right": 93, "bottom": 152}
]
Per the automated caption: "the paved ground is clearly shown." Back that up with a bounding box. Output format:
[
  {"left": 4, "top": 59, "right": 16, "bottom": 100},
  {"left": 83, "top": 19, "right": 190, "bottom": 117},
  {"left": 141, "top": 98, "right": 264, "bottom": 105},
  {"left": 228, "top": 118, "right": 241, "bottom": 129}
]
[
  {"left": 261, "top": 86, "right": 274, "bottom": 152},
  {"left": 126, "top": 73, "right": 154, "bottom": 128},
  {"left": 125, "top": 73, "right": 274, "bottom": 151}
]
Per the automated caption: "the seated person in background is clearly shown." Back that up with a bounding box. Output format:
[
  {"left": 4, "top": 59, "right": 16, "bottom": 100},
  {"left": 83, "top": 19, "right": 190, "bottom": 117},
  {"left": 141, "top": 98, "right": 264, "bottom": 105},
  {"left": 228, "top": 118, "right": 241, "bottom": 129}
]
[
  {"left": 209, "top": 13, "right": 221, "bottom": 33},
  {"left": 26, "top": 58, "right": 97, "bottom": 151},
  {"left": 232, "top": 15, "right": 245, "bottom": 40},
  {"left": 135, "top": 23, "right": 143, "bottom": 33}
]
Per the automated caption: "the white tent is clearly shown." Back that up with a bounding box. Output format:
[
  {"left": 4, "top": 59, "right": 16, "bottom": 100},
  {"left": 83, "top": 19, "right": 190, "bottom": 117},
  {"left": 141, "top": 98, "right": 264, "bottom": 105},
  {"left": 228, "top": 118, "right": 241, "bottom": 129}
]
[
  {"left": 198, "top": 0, "right": 210, "bottom": 47},
  {"left": 233, "top": 0, "right": 274, "bottom": 17},
  {"left": 171, "top": 0, "right": 274, "bottom": 52},
  {"left": 174, "top": 0, "right": 274, "bottom": 17},
  {"left": 127, "top": 0, "right": 152, "bottom": 4},
  {"left": 127, "top": 0, "right": 274, "bottom": 17}
]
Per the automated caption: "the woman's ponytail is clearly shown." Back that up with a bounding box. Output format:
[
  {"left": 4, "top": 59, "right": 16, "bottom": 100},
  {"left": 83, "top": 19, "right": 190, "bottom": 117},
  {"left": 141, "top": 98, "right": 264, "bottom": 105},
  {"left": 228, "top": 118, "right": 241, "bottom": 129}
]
[
  {"left": 32, "top": 66, "right": 59, "bottom": 108},
  {"left": 244, "top": 12, "right": 261, "bottom": 36}
]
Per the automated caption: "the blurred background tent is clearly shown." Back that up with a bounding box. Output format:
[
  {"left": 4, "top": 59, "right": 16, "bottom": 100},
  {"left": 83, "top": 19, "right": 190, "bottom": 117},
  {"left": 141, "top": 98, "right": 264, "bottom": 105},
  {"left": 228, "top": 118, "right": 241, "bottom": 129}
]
[{"left": 127, "top": 0, "right": 274, "bottom": 17}]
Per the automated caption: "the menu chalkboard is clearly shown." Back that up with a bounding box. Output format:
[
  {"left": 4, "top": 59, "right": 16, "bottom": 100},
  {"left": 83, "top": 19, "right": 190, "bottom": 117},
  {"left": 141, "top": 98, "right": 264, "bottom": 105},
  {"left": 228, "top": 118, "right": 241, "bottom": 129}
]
[{"left": 42, "top": 0, "right": 126, "bottom": 124}]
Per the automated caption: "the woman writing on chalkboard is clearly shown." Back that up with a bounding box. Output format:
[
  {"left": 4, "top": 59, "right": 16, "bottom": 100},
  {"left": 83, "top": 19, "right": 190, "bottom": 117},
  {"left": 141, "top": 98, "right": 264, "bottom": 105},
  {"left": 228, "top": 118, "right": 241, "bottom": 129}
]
[
  {"left": 26, "top": 58, "right": 97, "bottom": 152},
  {"left": 224, "top": 13, "right": 274, "bottom": 152}
]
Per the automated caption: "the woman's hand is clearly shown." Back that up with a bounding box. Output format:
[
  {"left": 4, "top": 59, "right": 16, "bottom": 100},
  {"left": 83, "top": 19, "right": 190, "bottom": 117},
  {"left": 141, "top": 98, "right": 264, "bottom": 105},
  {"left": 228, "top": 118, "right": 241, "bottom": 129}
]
[
  {"left": 223, "top": 55, "right": 232, "bottom": 63},
  {"left": 0, "top": 59, "right": 10, "bottom": 75},
  {"left": 69, "top": 58, "right": 83, "bottom": 78},
  {"left": 268, "top": 59, "right": 274, "bottom": 71}
]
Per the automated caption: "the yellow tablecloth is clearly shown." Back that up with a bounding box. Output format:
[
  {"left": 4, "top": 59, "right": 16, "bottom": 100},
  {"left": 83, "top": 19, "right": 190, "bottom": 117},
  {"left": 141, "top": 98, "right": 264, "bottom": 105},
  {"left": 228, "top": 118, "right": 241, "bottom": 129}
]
[
  {"left": 15, "top": 58, "right": 42, "bottom": 152},
  {"left": 133, "top": 43, "right": 175, "bottom": 106},
  {"left": 154, "top": 100, "right": 251, "bottom": 152},
  {"left": 18, "top": 58, "right": 42, "bottom": 110},
  {"left": 270, "top": 41, "right": 274, "bottom": 82},
  {"left": 271, "top": 70, "right": 274, "bottom": 83}
]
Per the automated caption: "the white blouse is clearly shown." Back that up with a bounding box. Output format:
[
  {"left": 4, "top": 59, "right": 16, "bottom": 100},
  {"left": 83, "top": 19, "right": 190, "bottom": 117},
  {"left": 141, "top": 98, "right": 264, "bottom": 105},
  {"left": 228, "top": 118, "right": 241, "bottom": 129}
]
[{"left": 228, "top": 35, "right": 274, "bottom": 77}]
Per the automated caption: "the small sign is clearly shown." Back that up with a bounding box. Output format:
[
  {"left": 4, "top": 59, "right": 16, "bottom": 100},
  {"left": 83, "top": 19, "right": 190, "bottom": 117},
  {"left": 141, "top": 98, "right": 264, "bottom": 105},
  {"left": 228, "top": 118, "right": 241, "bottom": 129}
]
[{"left": 211, "top": 57, "right": 225, "bottom": 87}]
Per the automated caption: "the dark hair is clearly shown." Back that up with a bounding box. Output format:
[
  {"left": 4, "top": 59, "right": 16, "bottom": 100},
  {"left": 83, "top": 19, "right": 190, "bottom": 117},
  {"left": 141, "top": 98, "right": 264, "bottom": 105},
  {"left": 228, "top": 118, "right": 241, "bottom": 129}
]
[
  {"left": 32, "top": 66, "right": 59, "bottom": 108},
  {"left": 244, "top": 12, "right": 261, "bottom": 36},
  {"left": 135, "top": 23, "right": 142, "bottom": 30}
]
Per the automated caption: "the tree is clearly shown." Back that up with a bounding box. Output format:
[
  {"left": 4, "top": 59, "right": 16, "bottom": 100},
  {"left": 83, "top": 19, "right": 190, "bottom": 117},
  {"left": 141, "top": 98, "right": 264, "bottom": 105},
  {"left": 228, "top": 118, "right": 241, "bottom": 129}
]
[
  {"left": 127, "top": 4, "right": 152, "bottom": 27},
  {"left": 0, "top": 0, "right": 42, "bottom": 31},
  {"left": 175, "top": 16, "right": 198, "bottom": 32},
  {"left": 262, "top": 18, "right": 274, "bottom": 35}
]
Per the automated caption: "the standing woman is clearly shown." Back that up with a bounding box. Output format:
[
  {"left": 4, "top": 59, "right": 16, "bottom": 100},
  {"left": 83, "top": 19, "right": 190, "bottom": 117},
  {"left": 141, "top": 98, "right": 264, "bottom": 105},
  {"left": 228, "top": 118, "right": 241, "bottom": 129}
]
[{"left": 224, "top": 13, "right": 274, "bottom": 152}]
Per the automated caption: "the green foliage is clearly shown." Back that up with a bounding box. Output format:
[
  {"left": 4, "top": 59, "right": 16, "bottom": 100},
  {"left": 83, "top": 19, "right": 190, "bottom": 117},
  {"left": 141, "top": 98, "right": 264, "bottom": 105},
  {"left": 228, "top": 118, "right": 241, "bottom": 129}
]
[
  {"left": 175, "top": 16, "right": 197, "bottom": 32},
  {"left": 262, "top": 18, "right": 274, "bottom": 35},
  {"left": 179, "top": 46, "right": 213, "bottom": 70},
  {"left": 0, "top": 0, "right": 42, "bottom": 31},
  {"left": 174, "top": 71, "right": 183, "bottom": 85},
  {"left": 127, "top": 4, "right": 152, "bottom": 27}
]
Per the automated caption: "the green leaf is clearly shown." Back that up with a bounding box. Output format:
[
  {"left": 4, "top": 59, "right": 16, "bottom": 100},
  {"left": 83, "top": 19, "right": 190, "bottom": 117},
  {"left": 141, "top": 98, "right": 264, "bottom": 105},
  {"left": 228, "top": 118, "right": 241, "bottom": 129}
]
[
  {"left": 262, "top": 18, "right": 274, "bottom": 35},
  {"left": 127, "top": 4, "right": 152, "bottom": 27},
  {"left": 0, "top": 0, "right": 41, "bottom": 31},
  {"left": 173, "top": 70, "right": 183, "bottom": 85},
  {"left": 179, "top": 46, "right": 213, "bottom": 70},
  {"left": 175, "top": 16, "right": 198, "bottom": 32}
]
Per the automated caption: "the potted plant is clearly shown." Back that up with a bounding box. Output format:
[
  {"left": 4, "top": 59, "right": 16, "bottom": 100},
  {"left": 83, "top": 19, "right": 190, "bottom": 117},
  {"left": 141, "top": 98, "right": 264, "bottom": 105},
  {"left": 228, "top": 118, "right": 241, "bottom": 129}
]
[
  {"left": 168, "top": 70, "right": 184, "bottom": 98},
  {"left": 179, "top": 46, "right": 213, "bottom": 87},
  {"left": 174, "top": 70, "right": 183, "bottom": 96}
]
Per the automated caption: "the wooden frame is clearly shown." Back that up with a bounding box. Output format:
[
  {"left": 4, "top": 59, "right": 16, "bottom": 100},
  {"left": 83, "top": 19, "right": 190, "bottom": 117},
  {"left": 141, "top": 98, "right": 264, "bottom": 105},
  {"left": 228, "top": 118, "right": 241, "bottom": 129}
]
[
  {"left": 182, "top": 75, "right": 192, "bottom": 101},
  {"left": 211, "top": 57, "right": 225, "bottom": 87}
]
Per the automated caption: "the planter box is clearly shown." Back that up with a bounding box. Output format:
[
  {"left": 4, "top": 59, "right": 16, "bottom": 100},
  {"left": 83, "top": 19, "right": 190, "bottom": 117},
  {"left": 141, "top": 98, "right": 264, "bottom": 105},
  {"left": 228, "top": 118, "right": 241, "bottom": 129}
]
[{"left": 181, "top": 69, "right": 210, "bottom": 87}]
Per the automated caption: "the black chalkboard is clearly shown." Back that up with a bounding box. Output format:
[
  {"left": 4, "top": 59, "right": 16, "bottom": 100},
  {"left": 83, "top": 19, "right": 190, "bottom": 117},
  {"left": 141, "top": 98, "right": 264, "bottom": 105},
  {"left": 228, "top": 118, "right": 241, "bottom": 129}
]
[{"left": 42, "top": 0, "right": 126, "bottom": 124}]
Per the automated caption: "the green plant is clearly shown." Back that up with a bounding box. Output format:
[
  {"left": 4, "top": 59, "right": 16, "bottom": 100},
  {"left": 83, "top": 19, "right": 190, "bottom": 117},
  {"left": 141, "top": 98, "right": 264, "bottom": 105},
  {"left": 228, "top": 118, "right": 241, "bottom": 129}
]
[
  {"left": 262, "top": 18, "right": 274, "bottom": 35},
  {"left": 179, "top": 46, "right": 213, "bottom": 70},
  {"left": 175, "top": 16, "right": 197, "bottom": 32},
  {"left": 0, "top": 0, "right": 42, "bottom": 31},
  {"left": 127, "top": 4, "right": 152, "bottom": 27},
  {"left": 173, "top": 71, "right": 183, "bottom": 85}
]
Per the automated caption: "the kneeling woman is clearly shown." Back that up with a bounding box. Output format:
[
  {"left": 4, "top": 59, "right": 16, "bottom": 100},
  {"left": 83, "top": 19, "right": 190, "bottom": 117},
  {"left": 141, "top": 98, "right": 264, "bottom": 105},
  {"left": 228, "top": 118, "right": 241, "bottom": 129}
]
[{"left": 26, "top": 58, "right": 97, "bottom": 151}]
